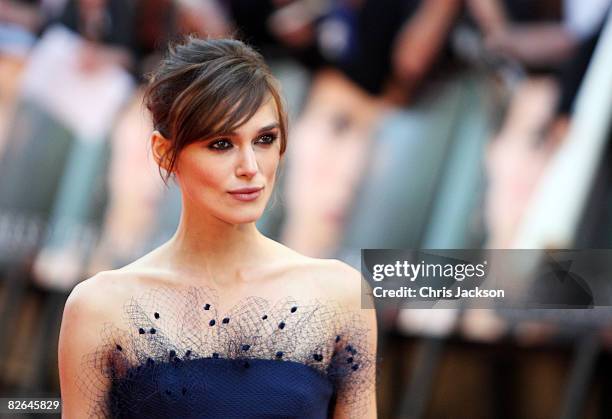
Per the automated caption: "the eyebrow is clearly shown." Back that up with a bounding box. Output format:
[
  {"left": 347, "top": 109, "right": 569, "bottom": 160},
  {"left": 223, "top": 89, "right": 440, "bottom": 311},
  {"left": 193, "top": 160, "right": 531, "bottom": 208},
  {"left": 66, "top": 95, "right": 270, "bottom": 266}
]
[
  {"left": 214, "top": 122, "right": 280, "bottom": 138},
  {"left": 256, "top": 122, "right": 280, "bottom": 133}
]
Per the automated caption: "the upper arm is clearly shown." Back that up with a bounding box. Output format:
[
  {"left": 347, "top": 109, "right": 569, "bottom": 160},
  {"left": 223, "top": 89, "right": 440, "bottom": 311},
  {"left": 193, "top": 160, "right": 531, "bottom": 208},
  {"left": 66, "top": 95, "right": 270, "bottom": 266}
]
[
  {"left": 392, "top": 0, "right": 462, "bottom": 83},
  {"left": 59, "top": 278, "right": 113, "bottom": 418},
  {"left": 328, "top": 261, "right": 378, "bottom": 419}
]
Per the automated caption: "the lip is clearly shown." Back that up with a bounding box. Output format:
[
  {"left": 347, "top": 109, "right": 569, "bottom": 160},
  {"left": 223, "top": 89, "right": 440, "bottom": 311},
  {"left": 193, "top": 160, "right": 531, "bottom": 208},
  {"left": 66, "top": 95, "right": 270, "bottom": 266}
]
[{"left": 228, "top": 186, "right": 264, "bottom": 202}]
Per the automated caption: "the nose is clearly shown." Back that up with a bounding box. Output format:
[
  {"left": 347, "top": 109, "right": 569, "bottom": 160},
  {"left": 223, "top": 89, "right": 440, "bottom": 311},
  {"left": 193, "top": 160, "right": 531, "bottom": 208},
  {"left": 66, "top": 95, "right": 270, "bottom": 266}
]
[{"left": 235, "top": 146, "right": 259, "bottom": 178}]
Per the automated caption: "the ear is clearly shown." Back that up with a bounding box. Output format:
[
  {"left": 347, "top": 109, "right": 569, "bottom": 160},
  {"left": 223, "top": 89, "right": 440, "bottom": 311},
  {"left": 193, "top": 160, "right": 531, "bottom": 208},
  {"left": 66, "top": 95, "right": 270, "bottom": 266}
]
[{"left": 150, "top": 130, "right": 173, "bottom": 172}]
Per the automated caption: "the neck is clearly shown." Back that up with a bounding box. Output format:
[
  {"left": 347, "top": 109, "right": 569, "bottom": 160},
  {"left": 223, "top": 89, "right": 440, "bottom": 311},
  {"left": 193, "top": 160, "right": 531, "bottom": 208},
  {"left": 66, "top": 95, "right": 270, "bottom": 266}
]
[{"left": 162, "top": 205, "right": 267, "bottom": 286}]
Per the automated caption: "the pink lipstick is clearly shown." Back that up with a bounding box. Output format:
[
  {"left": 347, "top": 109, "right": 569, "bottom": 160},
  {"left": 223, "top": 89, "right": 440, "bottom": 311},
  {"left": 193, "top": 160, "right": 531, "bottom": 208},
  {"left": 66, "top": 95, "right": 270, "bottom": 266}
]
[{"left": 228, "top": 186, "right": 263, "bottom": 202}]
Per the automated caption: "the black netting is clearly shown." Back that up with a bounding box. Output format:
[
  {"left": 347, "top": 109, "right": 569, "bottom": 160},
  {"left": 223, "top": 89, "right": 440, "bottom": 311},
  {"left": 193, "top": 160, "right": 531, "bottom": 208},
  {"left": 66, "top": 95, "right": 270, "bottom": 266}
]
[{"left": 80, "top": 286, "right": 375, "bottom": 418}]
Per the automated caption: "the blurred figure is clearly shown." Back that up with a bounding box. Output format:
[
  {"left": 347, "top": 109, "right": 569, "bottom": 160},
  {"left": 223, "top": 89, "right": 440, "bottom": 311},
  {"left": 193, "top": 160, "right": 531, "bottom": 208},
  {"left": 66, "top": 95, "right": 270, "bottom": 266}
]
[
  {"left": 174, "top": 0, "right": 229, "bottom": 38},
  {"left": 468, "top": 0, "right": 609, "bottom": 69},
  {"left": 263, "top": 0, "right": 464, "bottom": 257},
  {"left": 0, "top": 0, "right": 42, "bottom": 36},
  {"left": 481, "top": 0, "right": 611, "bottom": 247},
  {"left": 390, "top": 0, "right": 462, "bottom": 103},
  {"left": 57, "top": 0, "right": 135, "bottom": 72},
  {"left": 281, "top": 68, "right": 383, "bottom": 257},
  {"left": 5, "top": 0, "right": 140, "bottom": 287},
  {"left": 485, "top": 77, "right": 560, "bottom": 247},
  {"left": 85, "top": 91, "right": 162, "bottom": 274}
]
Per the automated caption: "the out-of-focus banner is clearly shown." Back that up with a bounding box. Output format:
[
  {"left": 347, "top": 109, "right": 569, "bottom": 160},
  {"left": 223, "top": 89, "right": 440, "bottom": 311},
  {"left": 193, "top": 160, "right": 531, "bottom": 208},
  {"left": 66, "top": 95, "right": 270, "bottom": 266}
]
[{"left": 361, "top": 249, "right": 612, "bottom": 310}]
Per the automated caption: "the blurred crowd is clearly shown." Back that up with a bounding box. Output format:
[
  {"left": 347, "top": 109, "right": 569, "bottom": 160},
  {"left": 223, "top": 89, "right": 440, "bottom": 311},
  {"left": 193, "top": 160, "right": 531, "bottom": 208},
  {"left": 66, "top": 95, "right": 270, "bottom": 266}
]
[{"left": 1, "top": 0, "right": 612, "bottom": 417}]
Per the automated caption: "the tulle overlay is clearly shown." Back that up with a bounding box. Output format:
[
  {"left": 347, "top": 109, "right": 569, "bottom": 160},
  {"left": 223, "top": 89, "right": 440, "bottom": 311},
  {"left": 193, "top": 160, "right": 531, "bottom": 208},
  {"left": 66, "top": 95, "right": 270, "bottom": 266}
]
[{"left": 80, "top": 286, "right": 374, "bottom": 418}]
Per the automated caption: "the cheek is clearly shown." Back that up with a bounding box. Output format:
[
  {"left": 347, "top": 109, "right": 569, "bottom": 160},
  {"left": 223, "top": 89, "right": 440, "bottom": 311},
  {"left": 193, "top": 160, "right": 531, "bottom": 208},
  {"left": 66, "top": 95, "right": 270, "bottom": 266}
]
[
  {"left": 261, "top": 152, "right": 281, "bottom": 181},
  {"left": 196, "top": 165, "right": 225, "bottom": 188},
  {"left": 179, "top": 154, "right": 227, "bottom": 191}
]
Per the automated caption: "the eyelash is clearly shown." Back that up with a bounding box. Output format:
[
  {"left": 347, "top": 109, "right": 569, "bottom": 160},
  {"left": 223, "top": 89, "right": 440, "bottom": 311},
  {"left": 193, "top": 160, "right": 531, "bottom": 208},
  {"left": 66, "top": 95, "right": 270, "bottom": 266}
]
[{"left": 208, "top": 133, "right": 278, "bottom": 151}]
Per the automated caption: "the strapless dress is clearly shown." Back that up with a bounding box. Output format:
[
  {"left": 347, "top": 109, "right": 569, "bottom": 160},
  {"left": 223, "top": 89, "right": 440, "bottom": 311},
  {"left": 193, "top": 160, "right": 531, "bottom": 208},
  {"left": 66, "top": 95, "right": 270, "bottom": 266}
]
[{"left": 82, "top": 286, "right": 374, "bottom": 418}]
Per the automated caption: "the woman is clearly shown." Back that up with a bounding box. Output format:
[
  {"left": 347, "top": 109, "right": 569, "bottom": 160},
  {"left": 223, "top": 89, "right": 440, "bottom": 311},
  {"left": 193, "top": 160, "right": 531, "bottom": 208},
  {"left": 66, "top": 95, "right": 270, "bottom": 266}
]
[{"left": 58, "top": 37, "right": 377, "bottom": 418}]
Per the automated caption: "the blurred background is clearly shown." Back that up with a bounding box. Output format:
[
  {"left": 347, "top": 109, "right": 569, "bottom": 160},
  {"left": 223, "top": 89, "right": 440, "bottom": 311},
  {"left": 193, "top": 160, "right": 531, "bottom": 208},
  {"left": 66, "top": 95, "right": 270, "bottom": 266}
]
[{"left": 1, "top": 0, "right": 612, "bottom": 417}]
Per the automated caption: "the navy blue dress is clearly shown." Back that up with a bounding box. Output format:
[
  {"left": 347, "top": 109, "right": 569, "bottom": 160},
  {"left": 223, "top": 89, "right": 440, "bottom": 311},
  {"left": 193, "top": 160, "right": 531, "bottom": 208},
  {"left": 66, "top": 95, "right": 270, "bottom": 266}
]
[
  {"left": 109, "top": 358, "right": 334, "bottom": 418},
  {"left": 84, "top": 287, "right": 373, "bottom": 418}
]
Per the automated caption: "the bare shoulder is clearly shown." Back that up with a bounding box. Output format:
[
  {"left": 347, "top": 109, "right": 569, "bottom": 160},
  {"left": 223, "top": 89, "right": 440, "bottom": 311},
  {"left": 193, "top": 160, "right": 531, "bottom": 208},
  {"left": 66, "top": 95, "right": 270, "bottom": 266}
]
[
  {"left": 66, "top": 271, "right": 128, "bottom": 314},
  {"left": 304, "top": 257, "right": 362, "bottom": 287},
  {"left": 266, "top": 237, "right": 360, "bottom": 276},
  {"left": 59, "top": 270, "right": 153, "bottom": 416},
  {"left": 62, "top": 269, "right": 148, "bottom": 334},
  {"left": 309, "top": 258, "right": 368, "bottom": 309},
  {"left": 59, "top": 272, "right": 131, "bottom": 386},
  {"left": 271, "top": 249, "right": 367, "bottom": 309}
]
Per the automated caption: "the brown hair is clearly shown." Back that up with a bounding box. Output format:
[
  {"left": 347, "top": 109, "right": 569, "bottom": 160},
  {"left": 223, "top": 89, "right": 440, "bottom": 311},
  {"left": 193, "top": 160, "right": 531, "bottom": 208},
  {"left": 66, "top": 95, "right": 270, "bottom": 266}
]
[{"left": 144, "top": 37, "right": 288, "bottom": 182}]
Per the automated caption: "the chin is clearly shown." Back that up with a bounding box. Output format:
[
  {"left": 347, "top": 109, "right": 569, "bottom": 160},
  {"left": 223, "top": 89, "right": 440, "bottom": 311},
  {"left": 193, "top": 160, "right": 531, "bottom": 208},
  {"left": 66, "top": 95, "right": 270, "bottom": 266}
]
[{"left": 223, "top": 209, "right": 265, "bottom": 225}]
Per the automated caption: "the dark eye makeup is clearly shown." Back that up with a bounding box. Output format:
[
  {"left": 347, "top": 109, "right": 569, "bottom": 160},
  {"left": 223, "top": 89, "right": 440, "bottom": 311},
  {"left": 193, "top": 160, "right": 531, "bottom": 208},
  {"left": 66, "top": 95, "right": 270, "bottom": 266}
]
[
  {"left": 207, "top": 132, "right": 278, "bottom": 151},
  {"left": 208, "top": 138, "right": 233, "bottom": 150},
  {"left": 254, "top": 132, "right": 278, "bottom": 145}
]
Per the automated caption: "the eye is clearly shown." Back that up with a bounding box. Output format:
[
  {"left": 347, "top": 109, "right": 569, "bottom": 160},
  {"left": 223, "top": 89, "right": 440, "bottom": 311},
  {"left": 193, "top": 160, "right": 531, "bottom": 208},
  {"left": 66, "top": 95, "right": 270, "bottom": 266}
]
[
  {"left": 255, "top": 133, "right": 278, "bottom": 146},
  {"left": 208, "top": 139, "right": 233, "bottom": 150}
]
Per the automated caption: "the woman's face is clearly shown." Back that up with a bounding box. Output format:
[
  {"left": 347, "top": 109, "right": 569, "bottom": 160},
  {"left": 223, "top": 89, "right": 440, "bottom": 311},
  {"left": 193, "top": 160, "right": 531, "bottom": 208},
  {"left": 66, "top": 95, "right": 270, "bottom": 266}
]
[{"left": 174, "top": 98, "right": 282, "bottom": 225}]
